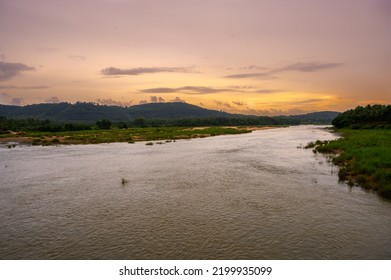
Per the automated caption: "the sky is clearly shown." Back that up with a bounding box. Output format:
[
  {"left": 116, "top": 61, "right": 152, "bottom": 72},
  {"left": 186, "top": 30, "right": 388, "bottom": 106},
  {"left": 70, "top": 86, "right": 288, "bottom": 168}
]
[{"left": 0, "top": 0, "right": 390, "bottom": 115}]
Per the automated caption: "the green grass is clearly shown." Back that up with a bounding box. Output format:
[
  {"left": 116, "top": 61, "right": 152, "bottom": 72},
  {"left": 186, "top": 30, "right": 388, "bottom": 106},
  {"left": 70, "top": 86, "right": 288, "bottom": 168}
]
[
  {"left": 0, "top": 126, "right": 252, "bottom": 145},
  {"left": 310, "top": 129, "right": 391, "bottom": 199}
]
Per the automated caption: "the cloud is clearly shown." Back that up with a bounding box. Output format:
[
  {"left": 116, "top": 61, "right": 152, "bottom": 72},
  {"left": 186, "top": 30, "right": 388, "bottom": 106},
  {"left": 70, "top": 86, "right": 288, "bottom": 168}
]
[
  {"left": 0, "top": 62, "right": 36, "bottom": 81},
  {"left": 96, "top": 98, "right": 133, "bottom": 106},
  {"left": 139, "top": 100, "right": 148, "bottom": 105},
  {"left": 170, "top": 96, "right": 186, "bottom": 103},
  {"left": 68, "top": 55, "right": 86, "bottom": 61},
  {"left": 223, "top": 72, "right": 275, "bottom": 79},
  {"left": 214, "top": 100, "right": 232, "bottom": 108},
  {"left": 277, "top": 62, "right": 344, "bottom": 73},
  {"left": 101, "top": 66, "right": 194, "bottom": 76},
  {"left": 254, "top": 89, "right": 285, "bottom": 94},
  {"left": 0, "top": 54, "right": 5, "bottom": 61},
  {"left": 240, "top": 65, "right": 268, "bottom": 70},
  {"left": 0, "top": 85, "right": 17, "bottom": 89},
  {"left": 141, "top": 86, "right": 233, "bottom": 94},
  {"left": 224, "top": 61, "right": 344, "bottom": 79},
  {"left": 232, "top": 101, "right": 246, "bottom": 106},
  {"left": 240, "top": 107, "right": 307, "bottom": 116},
  {"left": 0, "top": 85, "right": 50, "bottom": 90},
  {"left": 10, "top": 97, "right": 24, "bottom": 105},
  {"left": 45, "top": 96, "right": 61, "bottom": 103}
]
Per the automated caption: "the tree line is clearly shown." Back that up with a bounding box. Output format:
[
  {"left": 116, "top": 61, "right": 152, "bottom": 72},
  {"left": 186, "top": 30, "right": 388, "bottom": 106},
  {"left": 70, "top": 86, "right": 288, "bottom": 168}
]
[
  {"left": 332, "top": 104, "right": 391, "bottom": 128},
  {"left": 0, "top": 115, "right": 301, "bottom": 133}
]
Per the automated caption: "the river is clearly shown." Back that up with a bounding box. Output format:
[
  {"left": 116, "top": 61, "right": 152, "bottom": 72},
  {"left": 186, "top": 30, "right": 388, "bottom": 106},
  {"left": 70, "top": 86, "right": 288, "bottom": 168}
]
[{"left": 0, "top": 125, "right": 390, "bottom": 259}]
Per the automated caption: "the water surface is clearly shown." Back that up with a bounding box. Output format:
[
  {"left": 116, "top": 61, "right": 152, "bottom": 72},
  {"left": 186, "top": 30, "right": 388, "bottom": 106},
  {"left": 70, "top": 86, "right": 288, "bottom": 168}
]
[{"left": 1, "top": 126, "right": 390, "bottom": 259}]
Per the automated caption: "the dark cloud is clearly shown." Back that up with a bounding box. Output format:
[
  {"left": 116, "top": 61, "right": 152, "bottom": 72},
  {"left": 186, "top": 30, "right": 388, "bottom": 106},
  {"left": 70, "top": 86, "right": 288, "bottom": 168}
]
[
  {"left": 97, "top": 98, "right": 133, "bottom": 106},
  {"left": 141, "top": 86, "right": 233, "bottom": 94},
  {"left": 45, "top": 96, "right": 61, "bottom": 103},
  {"left": 101, "top": 67, "right": 194, "bottom": 76},
  {"left": 10, "top": 97, "right": 23, "bottom": 106},
  {"left": 277, "top": 62, "right": 344, "bottom": 73},
  {"left": 0, "top": 62, "right": 36, "bottom": 81}
]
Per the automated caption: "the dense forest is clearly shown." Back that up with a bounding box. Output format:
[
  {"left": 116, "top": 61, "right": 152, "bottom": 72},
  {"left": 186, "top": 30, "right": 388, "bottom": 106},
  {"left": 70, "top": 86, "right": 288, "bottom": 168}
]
[{"left": 332, "top": 104, "right": 391, "bottom": 128}]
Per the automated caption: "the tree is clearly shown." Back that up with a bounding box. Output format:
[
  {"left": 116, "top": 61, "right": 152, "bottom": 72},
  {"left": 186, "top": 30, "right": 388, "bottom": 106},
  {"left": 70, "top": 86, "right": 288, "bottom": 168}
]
[{"left": 96, "top": 119, "right": 112, "bottom": 129}]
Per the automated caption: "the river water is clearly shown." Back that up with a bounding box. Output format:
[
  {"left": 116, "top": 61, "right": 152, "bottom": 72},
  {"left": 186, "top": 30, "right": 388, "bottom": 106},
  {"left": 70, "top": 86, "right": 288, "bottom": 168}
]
[{"left": 0, "top": 125, "right": 390, "bottom": 259}]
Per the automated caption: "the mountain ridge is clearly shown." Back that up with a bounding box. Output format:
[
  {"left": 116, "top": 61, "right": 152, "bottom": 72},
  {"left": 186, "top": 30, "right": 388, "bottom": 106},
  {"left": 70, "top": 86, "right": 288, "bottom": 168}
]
[{"left": 0, "top": 102, "right": 339, "bottom": 123}]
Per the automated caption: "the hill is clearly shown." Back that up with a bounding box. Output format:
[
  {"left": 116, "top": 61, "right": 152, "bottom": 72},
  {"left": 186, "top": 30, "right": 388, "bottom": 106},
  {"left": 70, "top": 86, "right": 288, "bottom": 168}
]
[
  {"left": 0, "top": 102, "right": 230, "bottom": 122},
  {"left": 0, "top": 102, "right": 339, "bottom": 124},
  {"left": 283, "top": 111, "right": 340, "bottom": 124}
]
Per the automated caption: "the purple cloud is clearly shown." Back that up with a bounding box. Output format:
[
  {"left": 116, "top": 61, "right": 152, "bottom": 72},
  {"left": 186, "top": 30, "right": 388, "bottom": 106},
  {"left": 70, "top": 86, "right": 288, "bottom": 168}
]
[
  {"left": 0, "top": 62, "right": 36, "bottom": 81},
  {"left": 101, "top": 66, "right": 194, "bottom": 76}
]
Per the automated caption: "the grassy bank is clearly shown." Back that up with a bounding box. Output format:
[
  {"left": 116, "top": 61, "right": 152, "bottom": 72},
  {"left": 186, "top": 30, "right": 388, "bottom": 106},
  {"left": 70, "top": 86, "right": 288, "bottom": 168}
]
[
  {"left": 307, "top": 129, "right": 391, "bottom": 199},
  {"left": 0, "top": 126, "right": 255, "bottom": 146}
]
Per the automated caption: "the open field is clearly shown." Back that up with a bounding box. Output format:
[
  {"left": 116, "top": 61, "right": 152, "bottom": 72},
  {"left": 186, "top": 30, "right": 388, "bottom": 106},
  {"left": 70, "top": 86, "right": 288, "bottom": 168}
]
[{"left": 308, "top": 129, "right": 391, "bottom": 199}]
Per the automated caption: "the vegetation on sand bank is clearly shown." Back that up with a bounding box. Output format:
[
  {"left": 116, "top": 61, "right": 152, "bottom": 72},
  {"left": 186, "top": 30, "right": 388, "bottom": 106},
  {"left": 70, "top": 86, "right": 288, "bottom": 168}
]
[
  {"left": 307, "top": 129, "right": 391, "bottom": 199},
  {"left": 0, "top": 126, "right": 253, "bottom": 146}
]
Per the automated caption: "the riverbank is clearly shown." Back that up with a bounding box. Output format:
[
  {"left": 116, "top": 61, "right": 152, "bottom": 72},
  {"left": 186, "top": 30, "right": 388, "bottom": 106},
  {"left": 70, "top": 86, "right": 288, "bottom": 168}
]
[
  {"left": 0, "top": 126, "right": 269, "bottom": 146},
  {"left": 307, "top": 128, "right": 391, "bottom": 199}
]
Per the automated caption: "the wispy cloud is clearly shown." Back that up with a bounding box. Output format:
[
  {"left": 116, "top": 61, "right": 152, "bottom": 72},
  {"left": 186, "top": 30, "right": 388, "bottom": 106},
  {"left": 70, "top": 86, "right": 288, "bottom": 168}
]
[
  {"left": 0, "top": 62, "right": 36, "bottom": 81},
  {"left": 232, "top": 101, "right": 247, "bottom": 106},
  {"left": 140, "top": 86, "right": 233, "bottom": 94},
  {"left": 223, "top": 72, "right": 275, "bottom": 79},
  {"left": 277, "top": 62, "right": 344, "bottom": 73},
  {"left": 101, "top": 66, "right": 195, "bottom": 76},
  {"left": 240, "top": 65, "right": 268, "bottom": 70},
  {"left": 224, "top": 61, "right": 344, "bottom": 79},
  {"left": 214, "top": 100, "right": 232, "bottom": 108},
  {"left": 68, "top": 55, "right": 86, "bottom": 61},
  {"left": 0, "top": 85, "right": 50, "bottom": 90},
  {"left": 254, "top": 89, "right": 285, "bottom": 94}
]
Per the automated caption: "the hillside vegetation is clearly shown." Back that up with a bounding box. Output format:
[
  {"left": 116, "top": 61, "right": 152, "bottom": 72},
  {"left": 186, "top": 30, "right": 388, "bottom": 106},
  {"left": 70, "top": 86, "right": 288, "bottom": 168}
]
[{"left": 0, "top": 102, "right": 339, "bottom": 132}]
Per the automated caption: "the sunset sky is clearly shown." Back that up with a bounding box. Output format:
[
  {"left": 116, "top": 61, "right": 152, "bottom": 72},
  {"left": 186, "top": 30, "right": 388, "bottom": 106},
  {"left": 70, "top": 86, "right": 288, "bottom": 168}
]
[{"left": 0, "top": 0, "right": 390, "bottom": 115}]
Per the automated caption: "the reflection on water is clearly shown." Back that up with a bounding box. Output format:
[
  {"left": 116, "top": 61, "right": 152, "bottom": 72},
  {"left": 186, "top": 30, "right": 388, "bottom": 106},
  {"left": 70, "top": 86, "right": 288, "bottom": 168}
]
[{"left": 0, "top": 125, "right": 390, "bottom": 259}]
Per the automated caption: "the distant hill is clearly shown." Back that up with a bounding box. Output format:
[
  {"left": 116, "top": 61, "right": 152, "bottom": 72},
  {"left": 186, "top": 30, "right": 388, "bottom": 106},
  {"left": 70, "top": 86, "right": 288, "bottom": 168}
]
[
  {"left": 0, "top": 102, "right": 339, "bottom": 124},
  {"left": 282, "top": 111, "right": 340, "bottom": 124},
  {"left": 0, "top": 102, "right": 230, "bottom": 122}
]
